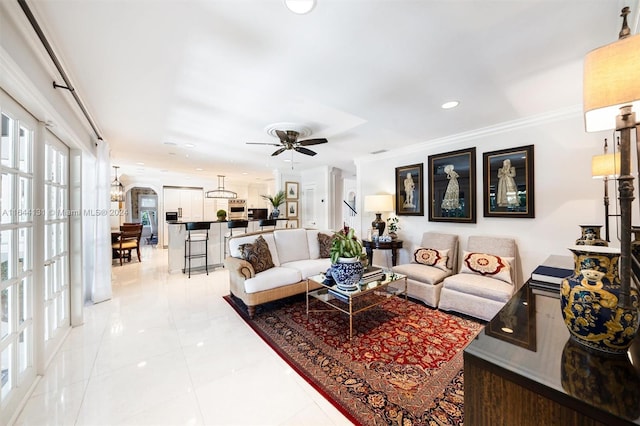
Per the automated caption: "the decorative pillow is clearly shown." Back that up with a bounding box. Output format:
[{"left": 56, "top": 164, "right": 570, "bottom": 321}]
[
  {"left": 317, "top": 233, "right": 334, "bottom": 258},
  {"left": 460, "top": 251, "right": 513, "bottom": 284},
  {"left": 414, "top": 248, "right": 450, "bottom": 271},
  {"left": 240, "top": 236, "right": 274, "bottom": 274}
]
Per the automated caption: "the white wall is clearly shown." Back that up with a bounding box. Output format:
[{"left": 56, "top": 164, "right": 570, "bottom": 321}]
[{"left": 356, "top": 108, "right": 636, "bottom": 284}]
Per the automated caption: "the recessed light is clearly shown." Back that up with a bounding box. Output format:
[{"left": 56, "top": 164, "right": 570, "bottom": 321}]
[
  {"left": 195, "top": 168, "right": 203, "bottom": 171},
  {"left": 136, "top": 162, "right": 145, "bottom": 165},
  {"left": 168, "top": 152, "right": 176, "bottom": 156},
  {"left": 441, "top": 101, "right": 460, "bottom": 109},
  {"left": 185, "top": 143, "right": 195, "bottom": 148},
  {"left": 163, "top": 141, "right": 177, "bottom": 146}
]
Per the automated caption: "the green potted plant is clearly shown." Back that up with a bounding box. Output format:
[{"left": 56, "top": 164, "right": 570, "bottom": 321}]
[
  {"left": 386, "top": 216, "right": 400, "bottom": 239},
  {"left": 261, "top": 190, "right": 286, "bottom": 218},
  {"left": 216, "top": 209, "right": 227, "bottom": 221},
  {"left": 329, "top": 225, "right": 365, "bottom": 291}
]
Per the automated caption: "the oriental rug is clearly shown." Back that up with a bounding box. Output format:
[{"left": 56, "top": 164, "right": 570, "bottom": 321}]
[{"left": 224, "top": 294, "right": 484, "bottom": 425}]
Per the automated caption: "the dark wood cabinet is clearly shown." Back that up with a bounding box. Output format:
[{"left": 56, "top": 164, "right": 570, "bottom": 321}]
[{"left": 464, "top": 283, "right": 640, "bottom": 426}]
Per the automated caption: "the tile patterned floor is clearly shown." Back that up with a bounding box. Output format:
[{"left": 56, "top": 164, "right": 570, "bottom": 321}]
[{"left": 14, "top": 245, "right": 352, "bottom": 425}]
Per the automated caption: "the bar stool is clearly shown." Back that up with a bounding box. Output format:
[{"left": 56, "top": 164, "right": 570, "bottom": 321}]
[
  {"left": 224, "top": 220, "right": 249, "bottom": 258},
  {"left": 184, "top": 222, "right": 210, "bottom": 278},
  {"left": 258, "top": 219, "right": 277, "bottom": 230}
]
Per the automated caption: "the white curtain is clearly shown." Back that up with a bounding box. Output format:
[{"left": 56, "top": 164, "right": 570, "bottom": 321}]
[{"left": 83, "top": 139, "right": 112, "bottom": 303}]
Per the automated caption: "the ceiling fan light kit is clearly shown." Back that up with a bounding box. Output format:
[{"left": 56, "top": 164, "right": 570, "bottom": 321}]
[{"left": 246, "top": 122, "right": 328, "bottom": 157}]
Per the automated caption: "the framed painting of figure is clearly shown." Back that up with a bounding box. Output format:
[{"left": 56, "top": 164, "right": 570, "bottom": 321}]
[
  {"left": 395, "top": 163, "right": 424, "bottom": 216},
  {"left": 483, "top": 145, "right": 535, "bottom": 218},
  {"left": 428, "top": 147, "right": 476, "bottom": 223}
]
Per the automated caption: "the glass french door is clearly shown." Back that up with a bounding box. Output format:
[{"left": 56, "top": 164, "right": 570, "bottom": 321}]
[
  {"left": 43, "top": 132, "right": 70, "bottom": 361},
  {"left": 0, "top": 93, "right": 36, "bottom": 419}
]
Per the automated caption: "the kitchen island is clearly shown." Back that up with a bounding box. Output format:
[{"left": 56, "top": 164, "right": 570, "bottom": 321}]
[{"left": 166, "top": 219, "right": 288, "bottom": 274}]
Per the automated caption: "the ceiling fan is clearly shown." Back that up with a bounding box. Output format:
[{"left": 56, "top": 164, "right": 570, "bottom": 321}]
[{"left": 247, "top": 130, "right": 328, "bottom": 156}]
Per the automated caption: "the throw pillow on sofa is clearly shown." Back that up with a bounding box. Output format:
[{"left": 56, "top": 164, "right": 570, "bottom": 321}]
[
  {"left": 317, "top": 233, "right": 334, "bottom": 258},
  {"left": 240, "top": 235, "right": 274, "bottom": 273},
  {"left": 414, "top": 248, "right": 450, "bottom": 271},
  {"left": 460, "top": 251, "right": 513, "bottom": 284}
]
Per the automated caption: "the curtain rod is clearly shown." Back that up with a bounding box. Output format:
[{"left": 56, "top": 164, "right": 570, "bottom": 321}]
[{"left": 17, "top": 0, "right": 103, "bottom": 141}]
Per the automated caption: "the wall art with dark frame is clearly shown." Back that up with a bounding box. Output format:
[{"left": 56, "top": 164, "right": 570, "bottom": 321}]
[
  {"left": 428, "top": 147, "right": 476, "bottom": 223},
  {"left": 482, "top": 144, "right": 535, "bottom": 218},
  {"left": 394, "top": 163, "right": 424, "bottom": 216}
]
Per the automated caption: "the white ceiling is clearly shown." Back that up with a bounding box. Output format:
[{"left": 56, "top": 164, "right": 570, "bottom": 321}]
[{"left": 25, "top": 0, "right": 639, "bottom": 186}]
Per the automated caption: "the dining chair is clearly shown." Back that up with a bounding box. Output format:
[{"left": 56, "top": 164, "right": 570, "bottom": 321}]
[{"left": 112, "top": 224, "right": 143, "bottom": 265}]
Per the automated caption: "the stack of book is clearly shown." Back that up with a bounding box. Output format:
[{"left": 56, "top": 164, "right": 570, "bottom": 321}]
[
  {"left": 361, "top": 266, "right": 384, "bottom": 284},
  {"left": 529, "top": 254, "right": 573, "bottom": 297}
]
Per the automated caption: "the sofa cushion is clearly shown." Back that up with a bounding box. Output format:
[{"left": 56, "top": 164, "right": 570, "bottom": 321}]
[
  {"left": 392, "top": 263, "right": 451, "bottom": 285},
  {"left": 442, "top": 273, "right": 514, "bottom": 303},
  {"left": 229, "top": 233, "right": 280, "bottom": 266},
  {"left": 240, "top": 235, "right": 274, "bottom": 274},
  {"left": 274, "top": 229, "right": 310, "bottom": 264},
  {"left": 317, "top": 232, "right": 334, "bottom": 259},
  {"left": 414, "top": 248, "right": 450, "bottom": 271},
  {"left": 281, "top": 258, "right": 332, "bottom": 280},
  {"left": 460, "top": 251, "right": 514, "bottom": 285},
  {"left": 243, "top": 267, "right": 302, "bottom": 294}
]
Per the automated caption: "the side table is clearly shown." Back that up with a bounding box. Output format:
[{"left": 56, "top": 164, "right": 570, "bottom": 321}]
[{"left": 362, "top": 239, "right": 403, "bottom": 267}]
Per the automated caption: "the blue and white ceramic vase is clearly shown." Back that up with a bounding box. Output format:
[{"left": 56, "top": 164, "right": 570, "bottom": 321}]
[
  {"left": 271, "top": 208, "right": 280, "bottom": 219},
  {"left": 560, "top": 245, "right": 639, "bottom": 355},
  {"left": 575, "top": 225, "right": 608, "bottom": 247},
  {"left": 331, "top": 257, "right": 364, "bottom": 292}
]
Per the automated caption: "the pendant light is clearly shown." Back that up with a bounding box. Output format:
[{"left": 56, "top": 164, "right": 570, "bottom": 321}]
[
  {"left": 284, "top": 0, "right": 316, "bottom": 15},
  {"left": 111, "top": 166, "right": 125, "bottom": 202},
  {"left": 206, "top": 175, "right": 238, "bottom": 199}
]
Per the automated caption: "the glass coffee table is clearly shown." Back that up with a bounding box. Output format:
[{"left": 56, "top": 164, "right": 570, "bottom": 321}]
[{"left": 306, "top": 271, "right": 407, "bottom": 340}]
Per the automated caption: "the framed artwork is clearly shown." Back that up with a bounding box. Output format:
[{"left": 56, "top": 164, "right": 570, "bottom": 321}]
[
  {"left": 483, "top": 144, "right": 535, "bottom": 218},
  {"left": 285, "top": 181, "right": 299, "bottom": 200},
  {"left": 485, "top": 285, "right": 536, "bottom": 351},
  {"left": 394, "top": 163, "right": 424, "bottom": 216},
  {"left": 286, "top": 219, "right": 299, "bottom": 229},
  {"left": 286, "top": 201, "right": 298, "bottom": 218},
  {"left": 428, "top": 147, "right": 476, "bottom": 223}
]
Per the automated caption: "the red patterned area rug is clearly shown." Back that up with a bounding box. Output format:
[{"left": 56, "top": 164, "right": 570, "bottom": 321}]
[{"left": 224, "top": 294, "right": 484, "bottom": 426}]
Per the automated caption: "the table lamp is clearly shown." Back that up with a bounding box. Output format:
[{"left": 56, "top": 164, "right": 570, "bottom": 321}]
[{"left": 364, "top": 194, "right": 393, "bottom": 236}]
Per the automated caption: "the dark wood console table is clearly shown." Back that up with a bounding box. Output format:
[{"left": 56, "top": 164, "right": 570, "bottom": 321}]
[
  {"left": 464, "top": 282, "right": 640, "bottom": 425},
  {"left": 362, "top": 239, "right": 403, "bottom": 267}
]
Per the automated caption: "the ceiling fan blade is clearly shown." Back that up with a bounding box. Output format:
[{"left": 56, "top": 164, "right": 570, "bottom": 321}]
[
  {"left": 298, "top": 138, "right": 328, "bottom": 146},
  {"left": 246, "top": 142, "right": 282, "bottom": 146},
  {"left": 294, "top": 146, "right": 317, "bottom": 156},
  {"left": 275, "top": 130, "right": 289, "bottom": 144},
  {"left": 271, "top": 147, "right": 287, "bottom": 156}
]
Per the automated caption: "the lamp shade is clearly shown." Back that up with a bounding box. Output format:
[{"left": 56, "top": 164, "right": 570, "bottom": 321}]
[
  {"left": 584, "top": 33, "right": 640, "bottom": 132},
  {"left": 364, "top": 194, "right": 393, "bottom": 213},
  {"left": 591, "top": 152, "right": 621, "bottom": 178}
]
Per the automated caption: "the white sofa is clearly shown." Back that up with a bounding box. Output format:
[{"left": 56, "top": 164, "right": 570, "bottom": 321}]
[
  {"left": 391, "top": 232, "right": 459, "bottom": 308},
  {"left": 224, "top": 228, "right": 333, "bottom": 318}
]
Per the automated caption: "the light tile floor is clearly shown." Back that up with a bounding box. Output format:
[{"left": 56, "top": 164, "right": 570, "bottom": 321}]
[{"left": 15, "top": 245, "right": 352, "bottom": 425}]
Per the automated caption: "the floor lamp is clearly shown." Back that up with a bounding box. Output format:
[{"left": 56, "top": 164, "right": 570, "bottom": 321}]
[{"left": 583, "top": 7, "right": 640, "bottom": 308}]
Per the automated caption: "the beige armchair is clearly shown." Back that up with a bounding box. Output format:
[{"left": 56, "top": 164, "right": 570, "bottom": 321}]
[
  {"left": 391, "top": 232, "right": 459, "bottom": 308},
  {"left": 438, "top": 235, "right": 518, "bottom": 321}
]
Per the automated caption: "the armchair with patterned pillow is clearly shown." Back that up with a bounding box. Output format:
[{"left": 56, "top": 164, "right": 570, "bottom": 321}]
[
  {"left": 391, "top": 232, "right": 459, "bottom": 308},
  {"left": 438, "top": 235, "right": 519, "bottom": 321}
]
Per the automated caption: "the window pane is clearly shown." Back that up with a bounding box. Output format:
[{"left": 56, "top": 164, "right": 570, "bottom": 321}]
[
  {"left": 18, "top": 278, "right": 29, "bottom": 325},
  {"left": 1, "top": 173, "right": 14, "bottom": 225},
  {"left": 17, "top": 228, "right": 31, "bottom": 273},
  {"left": 1, "top": 113, "right": 14, "bottom": 168},
  {"left": 18, "top": 177, "right": 31, "bottom": 223},
  {"left": 18, "top": 126, "right": 32, "bottom": 173},
  {"left": 1, "top": 287, "right": 9, "bottom": 339},
  {"left": 1, "top": 343, "right": 13, "bottom": 399},
  {"left": 1, "top": 229, "right": 14, "bottom": 281}
]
